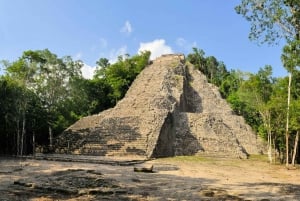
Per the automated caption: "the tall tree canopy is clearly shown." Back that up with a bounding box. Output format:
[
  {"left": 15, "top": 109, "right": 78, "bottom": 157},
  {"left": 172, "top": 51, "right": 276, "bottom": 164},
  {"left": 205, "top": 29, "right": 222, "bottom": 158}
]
[
  {"left": 0, "top": 50, "right": 151, "bottom": 155},
  {"left": 235, "top": 0, "right": 299, "bottom": 44},
  {"left": 236, "top": 0, "right": 300, "bottom": 165},
  {"left": 94, "top": 51, "right": 151, "bottom": 104}
]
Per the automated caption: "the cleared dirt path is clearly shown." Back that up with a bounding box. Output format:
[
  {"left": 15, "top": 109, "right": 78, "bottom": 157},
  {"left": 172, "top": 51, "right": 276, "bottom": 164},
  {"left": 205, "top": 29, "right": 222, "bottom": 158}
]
[{"left": 0, "top": 155, "right": 299, "bottom": 200}]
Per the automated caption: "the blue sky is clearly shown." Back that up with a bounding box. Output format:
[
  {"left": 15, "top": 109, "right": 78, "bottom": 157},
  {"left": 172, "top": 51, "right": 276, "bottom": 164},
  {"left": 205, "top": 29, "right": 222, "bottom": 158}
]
[{"left": 0, "top": 0, "right": 287, "bottom": 78}]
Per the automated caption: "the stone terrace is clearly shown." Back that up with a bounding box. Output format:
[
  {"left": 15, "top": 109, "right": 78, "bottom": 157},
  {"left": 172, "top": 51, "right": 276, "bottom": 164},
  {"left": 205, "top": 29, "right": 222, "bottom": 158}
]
[{"left": 53, "top": 54, "right": 264, "bottom": 159}]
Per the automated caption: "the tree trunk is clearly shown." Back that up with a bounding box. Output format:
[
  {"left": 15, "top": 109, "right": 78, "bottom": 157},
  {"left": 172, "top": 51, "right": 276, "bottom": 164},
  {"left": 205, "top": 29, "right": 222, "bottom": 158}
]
[
  {"left": 273, "top": 136, "right": 276, "bottom": 164},
  {"left": 264, "top": 111, "right": 272, "bottom": 163},
  {"left": 49, "top": 126, "right": 53, "bottom": 149},
  {"left": 292, "top": 131, "right": 299, "bottom": 166},
  {"left": 16, "top": 119, "right": 20, "bottom": 156},
  {"left": 285, "top": 72, "right": 292, "bottom": 167},
  {"left": 268, "top": 131, "right": 272, "bottom": 163},
  {"left": 32, "top": 130, "right": 35, "bottom": 156},
  {"left": 20, "top": 115, "right": 26, "bottom": 156}
]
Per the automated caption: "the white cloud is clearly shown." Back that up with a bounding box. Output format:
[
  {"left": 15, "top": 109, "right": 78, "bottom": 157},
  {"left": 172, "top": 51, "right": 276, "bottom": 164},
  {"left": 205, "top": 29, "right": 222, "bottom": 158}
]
[
  {"left": 138, "top": 39, "right": 173, "bottom": 60},
  {"left": 109, "top": 46, "right": 128, "bottom": 63},
  {"left": 81, "top": 63, "right": 95, "bottom": 79},
  {"left": 176, "top": 37, "right": 197, "bottom": 51},
  {"left": 73, "top": 53, "right": 95, "bottom": 79},
  {"left": 120, "top": 20, "right": 133, "bottom": 35}
]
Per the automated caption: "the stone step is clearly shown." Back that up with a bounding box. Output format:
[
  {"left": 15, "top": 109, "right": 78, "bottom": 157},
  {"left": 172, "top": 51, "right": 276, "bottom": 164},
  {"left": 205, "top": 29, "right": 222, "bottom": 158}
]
[{"left": 52, "top": 54, "right": 264, "bottom": 159}]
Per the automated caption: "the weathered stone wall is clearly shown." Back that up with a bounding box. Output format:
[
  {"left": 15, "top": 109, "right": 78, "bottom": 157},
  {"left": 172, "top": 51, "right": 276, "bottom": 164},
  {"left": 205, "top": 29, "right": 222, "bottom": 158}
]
[
  {"left": 54, "top": 54, "right": 185, "bottom": 158},
  {"left": 54, "top": 54, "right": 264, "bottom": 159},
  {"left": 180, "top": 64, "right": 264, "bottom": 158}
]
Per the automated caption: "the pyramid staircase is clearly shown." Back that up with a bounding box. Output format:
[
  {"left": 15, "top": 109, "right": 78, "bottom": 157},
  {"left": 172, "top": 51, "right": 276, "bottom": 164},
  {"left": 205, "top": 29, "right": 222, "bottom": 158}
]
[{"left": 54, "top": 54, "right": 264, "bottom": 159}]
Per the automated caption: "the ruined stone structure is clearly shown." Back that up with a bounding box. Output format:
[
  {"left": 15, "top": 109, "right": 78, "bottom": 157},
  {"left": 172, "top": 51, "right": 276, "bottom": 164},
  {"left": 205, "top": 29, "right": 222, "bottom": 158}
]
[{"left": 54, "top": 54, "right": 264, "bottom": 159}]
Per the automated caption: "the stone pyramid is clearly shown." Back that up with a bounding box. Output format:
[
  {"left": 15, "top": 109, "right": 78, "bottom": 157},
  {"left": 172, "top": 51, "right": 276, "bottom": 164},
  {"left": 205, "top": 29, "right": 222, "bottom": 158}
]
[{"left": 54, "top": 54, "right": 264, "bottom": 159}]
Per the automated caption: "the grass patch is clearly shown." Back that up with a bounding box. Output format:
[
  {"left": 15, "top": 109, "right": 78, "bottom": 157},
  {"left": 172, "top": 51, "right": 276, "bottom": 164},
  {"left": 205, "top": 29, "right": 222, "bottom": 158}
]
[
  {"left": 248, "top": 154, "right": 269, "bottom": 162},
  {"left": 155, "top": 155, "right": 216, "bottom": 164},
  {"left": 154, "top": 155, "right": 270, "bottom": 167},
  {"left": 154, "top": 155, "right": 272, "bottom": 169}
]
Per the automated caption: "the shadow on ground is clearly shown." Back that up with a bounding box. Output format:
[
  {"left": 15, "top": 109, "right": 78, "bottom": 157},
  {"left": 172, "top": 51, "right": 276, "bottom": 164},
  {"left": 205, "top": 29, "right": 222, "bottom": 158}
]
[{"left": 1, "top": 157, "right": 300, "bottom": 201}]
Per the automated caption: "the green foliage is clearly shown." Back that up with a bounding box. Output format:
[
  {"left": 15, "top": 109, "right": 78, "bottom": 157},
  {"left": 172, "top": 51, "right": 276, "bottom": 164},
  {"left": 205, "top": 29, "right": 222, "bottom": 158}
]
[
  {"left": 187, "top": 48, "right": 206, "bottom": 74},
  {"left": 0, "top": 76, "right": 48, "bottom": 154},
  {"left": 219, "top": 70, "right": 244, "bottom": 97},
  {"left": 82, "top": 78, "right": 114, "bottom": 114},
  {"left": 0, "top": 50, "right": 151, "bottom": 155},
  {"left": 227, "top": 91, "right": 262, "bottom": 132},
  {"left": 238, "top": 66, "right": 273, "bottom": 106},
  {"left": 187, "top": 48, "right": 229, "bottom": 87},
  {"left": 236, "top": 0, "right": 300, "bottom": 164},
  {"left": 235, "top": 0, "right": 295, "bottom": 44},
  {"left": 94, "top": 58, "right": 110, "bottom": 78},
  {"left": 0, "top": 49, "right": 84, "bottom": 154},
  {"left": 282, "top": 39, "right": 300, "bottom": 72},
  {"left": 187, "top": 47, "right": 268, "bottom": 134},
  {"left": 3, "top": 43, "right": 300, "bottom": 163},
  {"left": 95, "top": 51, "right": 151, "bottom": 103},
  {"left": 235, "top": 66, "right": 274, "bottom": 136}
]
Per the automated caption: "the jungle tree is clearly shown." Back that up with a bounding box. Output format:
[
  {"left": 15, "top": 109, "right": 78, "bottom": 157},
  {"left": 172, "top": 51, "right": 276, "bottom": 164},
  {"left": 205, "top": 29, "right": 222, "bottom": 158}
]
[{"left": 236, "top": 0, "right": 300, "bottom": 166}]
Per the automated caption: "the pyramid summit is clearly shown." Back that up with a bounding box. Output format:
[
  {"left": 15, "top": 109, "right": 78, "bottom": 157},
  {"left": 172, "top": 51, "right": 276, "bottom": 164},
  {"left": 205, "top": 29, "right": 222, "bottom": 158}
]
[{"left": 54, "top": 54, "right": 264, "bottom": 159}]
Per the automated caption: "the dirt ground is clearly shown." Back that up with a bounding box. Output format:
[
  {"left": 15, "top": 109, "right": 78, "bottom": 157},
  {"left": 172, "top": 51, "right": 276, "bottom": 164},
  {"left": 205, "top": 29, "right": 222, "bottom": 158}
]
[{"left": 0, "top": 155, "right": 300, "bottom": 201}]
